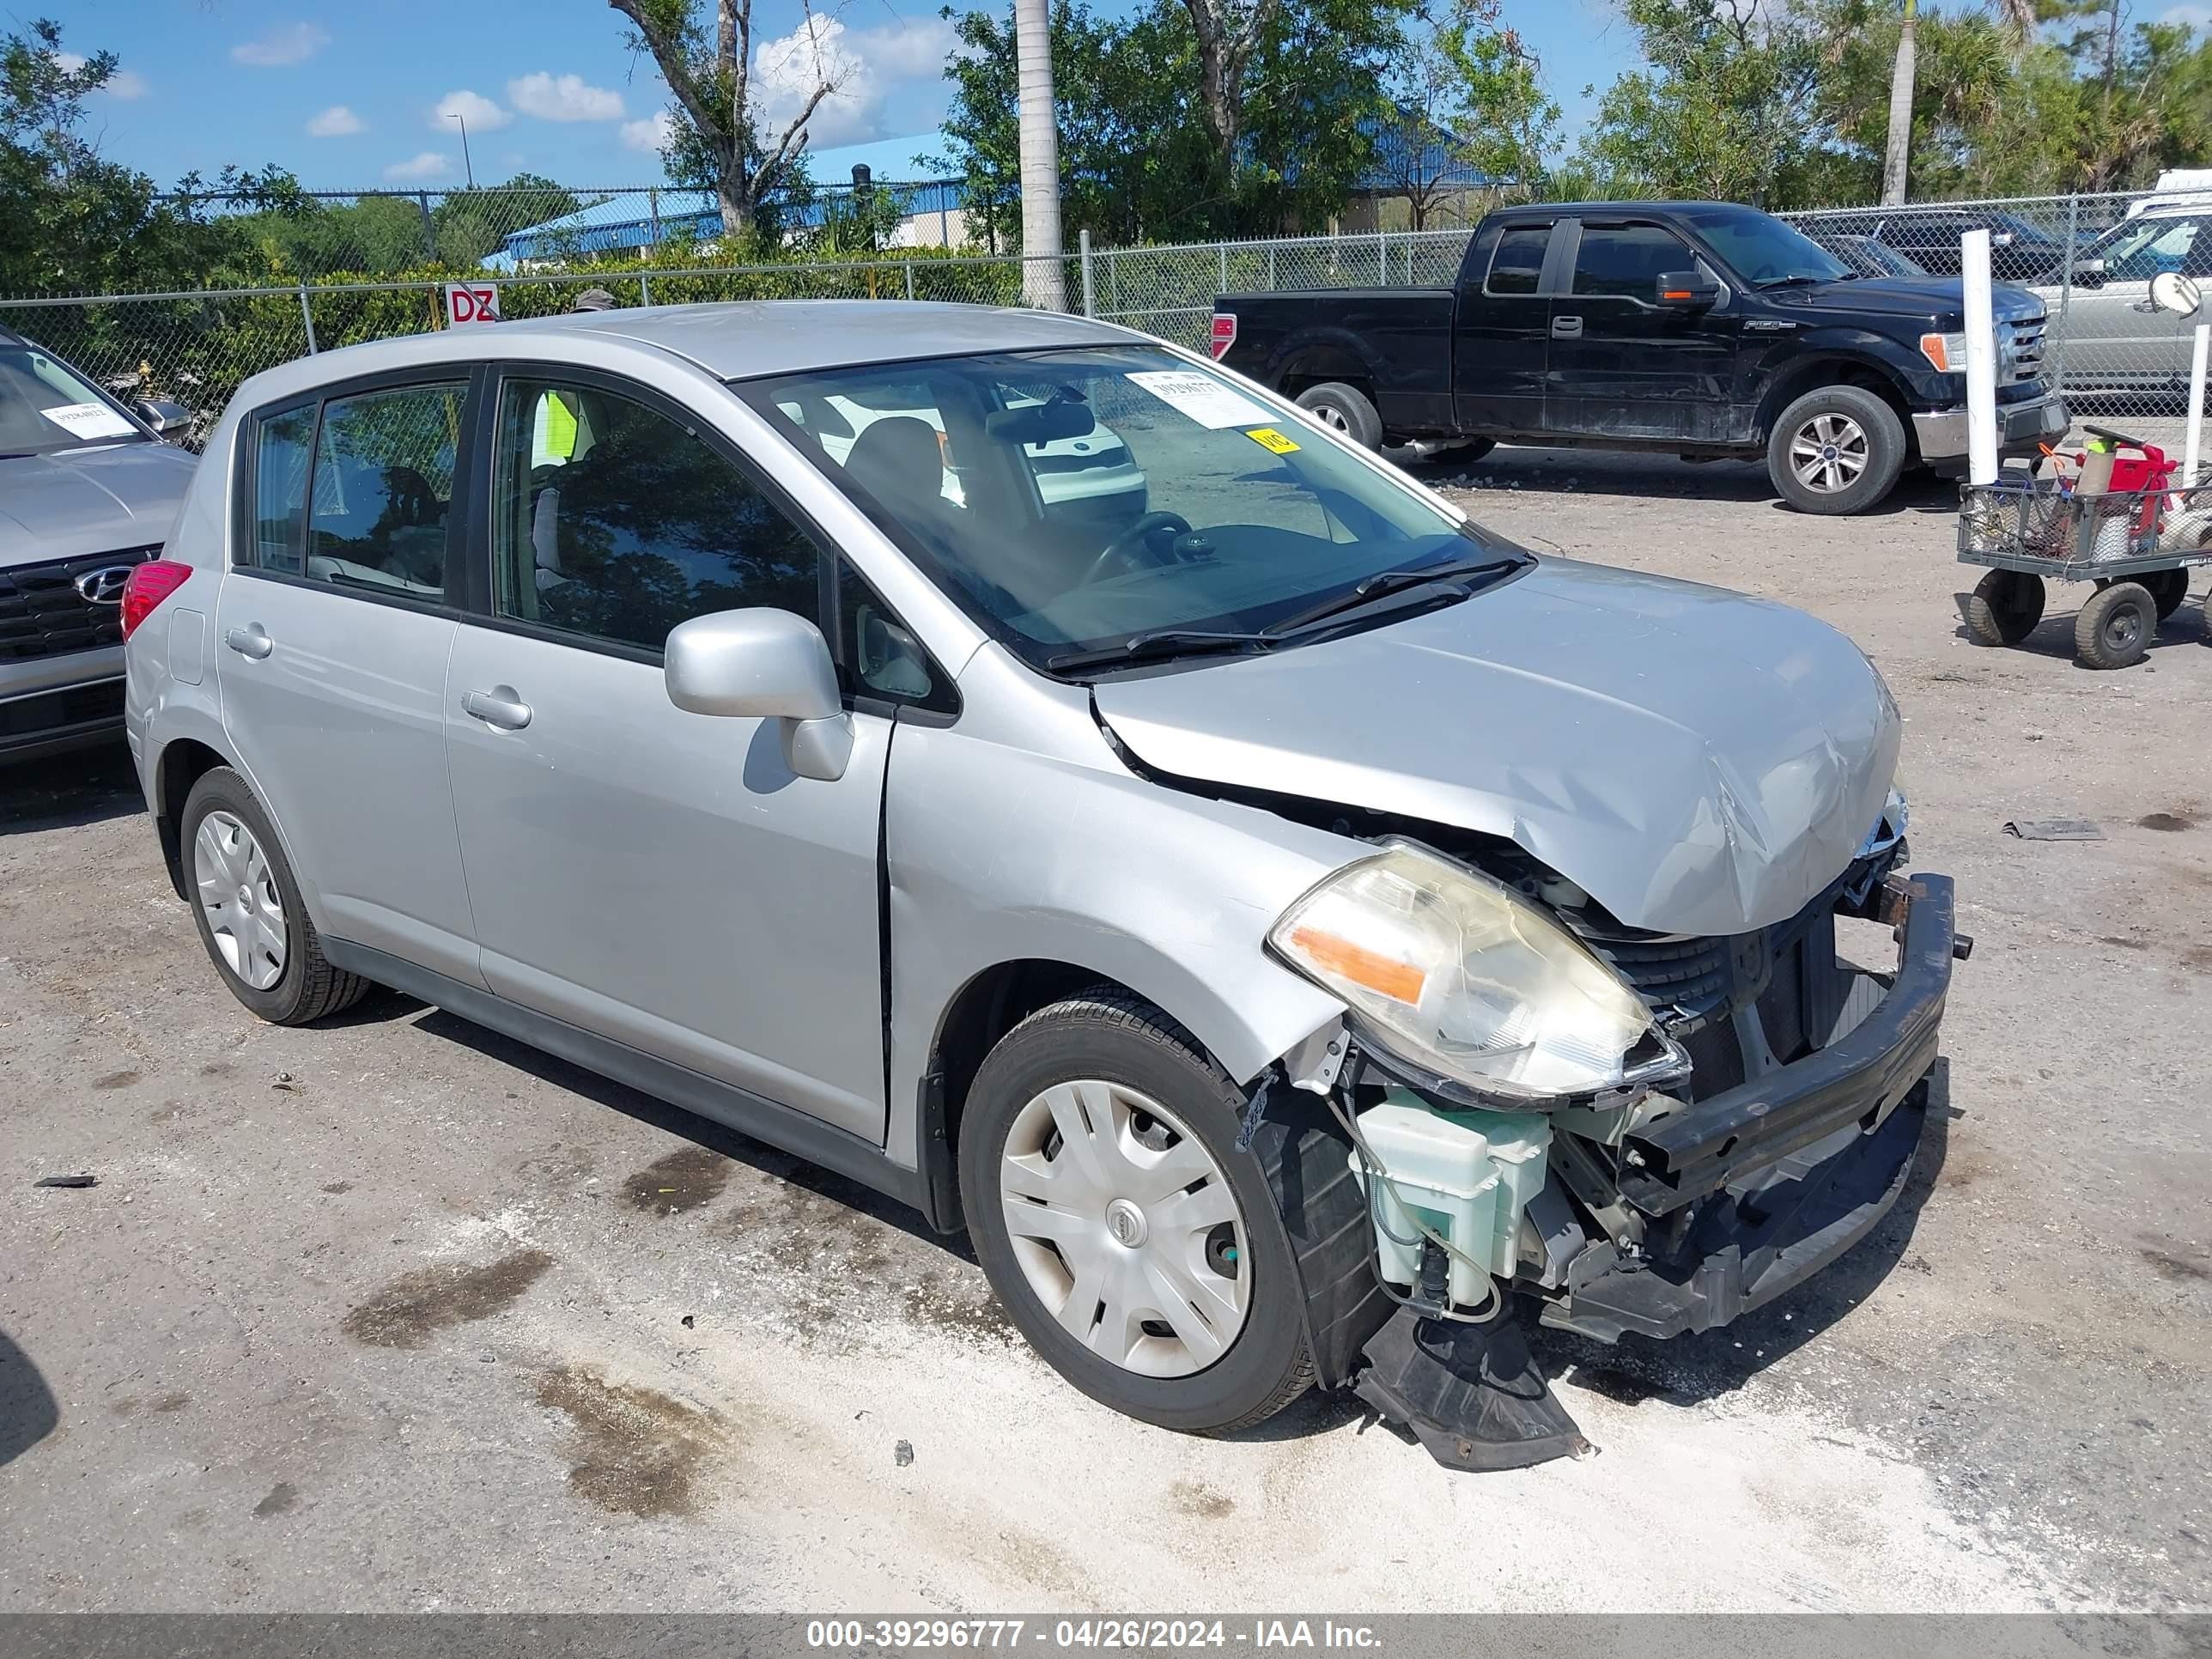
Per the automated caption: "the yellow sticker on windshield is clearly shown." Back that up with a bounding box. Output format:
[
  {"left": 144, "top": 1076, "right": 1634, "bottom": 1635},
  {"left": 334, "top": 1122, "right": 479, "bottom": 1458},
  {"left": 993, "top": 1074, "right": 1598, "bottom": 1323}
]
[{"left": 1247, "top": 427, "right": 1300, "bottom": 453}]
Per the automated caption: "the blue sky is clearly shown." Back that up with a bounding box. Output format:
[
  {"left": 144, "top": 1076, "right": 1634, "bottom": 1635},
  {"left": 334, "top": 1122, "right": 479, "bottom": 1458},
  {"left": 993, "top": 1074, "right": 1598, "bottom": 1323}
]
[{"left": 58, "top": 0, "right": 1643, "bottom": 193}]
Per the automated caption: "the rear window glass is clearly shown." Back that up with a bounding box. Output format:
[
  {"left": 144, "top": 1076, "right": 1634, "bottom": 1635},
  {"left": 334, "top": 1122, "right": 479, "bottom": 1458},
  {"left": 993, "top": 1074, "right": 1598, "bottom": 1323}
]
[
  {"left": 251, "top": 405, "right": 314, "bottom": 574},
  {"left": 1486, "top": 227, "right": 1550, "bottom": 295}
]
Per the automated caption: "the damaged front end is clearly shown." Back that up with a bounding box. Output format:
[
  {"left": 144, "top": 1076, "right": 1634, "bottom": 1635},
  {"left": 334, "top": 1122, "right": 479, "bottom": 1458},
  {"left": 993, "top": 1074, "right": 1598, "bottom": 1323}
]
[{"left": 1260, "top": 810, "right": 1965, "bottom": 1472}]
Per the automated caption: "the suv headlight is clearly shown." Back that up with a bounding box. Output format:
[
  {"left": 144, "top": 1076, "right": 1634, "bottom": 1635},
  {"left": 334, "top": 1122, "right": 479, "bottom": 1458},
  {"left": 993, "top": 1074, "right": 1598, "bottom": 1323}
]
[{"left": 1267, "top": 842, "right": 1688, "bottom": 1107}]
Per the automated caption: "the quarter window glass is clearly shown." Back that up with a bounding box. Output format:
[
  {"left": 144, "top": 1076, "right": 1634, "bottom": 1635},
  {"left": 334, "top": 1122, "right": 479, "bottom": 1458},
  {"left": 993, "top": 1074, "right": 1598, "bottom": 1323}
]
[
  {"left": 1486, "top": 227, "right": 1549, "bottom": 295},
  {"left": 492, "top": 378, "right": 820, "bottom": 652},
  {"left": 1572, "top": 226, "right": 1695, "bottom": 299},
  {"left": 251, "top": 404, "right": 314, "bottom": 574},
  {"left": 306, "top": 384, "right": 464, "bottom": 598},
  {"left": 836, "top": 559, "right": 954, "bottom": 711}
]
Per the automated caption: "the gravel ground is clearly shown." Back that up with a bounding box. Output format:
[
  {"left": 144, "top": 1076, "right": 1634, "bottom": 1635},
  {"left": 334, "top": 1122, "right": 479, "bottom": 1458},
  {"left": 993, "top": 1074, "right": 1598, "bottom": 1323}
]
[{"left": 2, "top": 447, "right": 2207, "bottom": 1614}]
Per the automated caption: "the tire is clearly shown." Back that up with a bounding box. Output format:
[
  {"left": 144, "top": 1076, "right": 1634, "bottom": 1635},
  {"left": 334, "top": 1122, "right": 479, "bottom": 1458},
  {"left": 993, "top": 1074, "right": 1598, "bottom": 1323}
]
[
  {"left": 2075, "top": 580, "right": 2156, "bottom": 670},
  {"left": 1966, "top": 569, "right": 2046, "bottom": 646},
  {"left": 2140, "top": 568, "right": 2190, "bottom": 620},
  {"left": 1294, "top": 381, "right": 1382, "bottom": 450},
  {"left": 179, "top": 767, "right": 371, "bottom": 1025},
  {"left": 1766, "top": 385, "right": 1907, "bottom": 514},
  {"left": 958, "top": 991, "right": 1335, "bottom": 1434}
]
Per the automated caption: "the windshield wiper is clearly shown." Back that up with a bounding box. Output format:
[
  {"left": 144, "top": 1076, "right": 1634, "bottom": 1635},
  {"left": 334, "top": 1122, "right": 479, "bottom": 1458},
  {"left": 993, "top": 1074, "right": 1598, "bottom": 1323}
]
[
  {"left": 1756, "top": 274, "right": 1833, "bottom": 289},
  {"left": 1046, "top": 629, "right": 1276, "bottom": 673},
  {"left": 1262, "top": 554, "right": 1526, "bottom": 638}
]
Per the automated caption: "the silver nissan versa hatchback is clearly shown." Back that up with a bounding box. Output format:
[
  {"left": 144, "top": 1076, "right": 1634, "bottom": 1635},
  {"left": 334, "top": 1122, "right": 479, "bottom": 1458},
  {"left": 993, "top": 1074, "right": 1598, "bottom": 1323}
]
[{"left": 124, "top": 301, "right": 1960, "bottom": 1468}]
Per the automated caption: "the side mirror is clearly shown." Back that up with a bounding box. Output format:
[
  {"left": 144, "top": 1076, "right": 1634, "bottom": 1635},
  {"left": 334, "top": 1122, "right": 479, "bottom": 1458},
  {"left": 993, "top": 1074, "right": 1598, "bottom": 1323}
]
[
  {"left": 2152, "top": 269, "right": 2203, "bottom": 316},
  {"left": 2074, "top": 258, "right": 2107, "bottom": 289},
  {"left": 664, "top": 608, "right": 853, "bottom": 781},
  {"left": 1654, "top": 270, "right": 1720, "bottom": 308},
  {"left": 1990, "top": 230, "right": 2017, "bottom": 248},
  {"left": 136, "top": 398, "right": 191, "bottom": 436}
]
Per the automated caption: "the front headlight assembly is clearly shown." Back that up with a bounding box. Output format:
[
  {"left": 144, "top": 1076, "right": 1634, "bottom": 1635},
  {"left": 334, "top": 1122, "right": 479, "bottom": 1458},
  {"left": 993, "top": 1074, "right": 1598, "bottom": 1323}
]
[{"left": 1267, "top": 842, "right": 1689, "bottom": 1108}]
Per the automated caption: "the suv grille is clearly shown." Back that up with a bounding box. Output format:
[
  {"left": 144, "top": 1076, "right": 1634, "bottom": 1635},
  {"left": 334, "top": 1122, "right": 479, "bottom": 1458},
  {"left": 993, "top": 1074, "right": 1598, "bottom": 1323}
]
[{"left": 0, "top": 546, "right": 161, "bottom": 664}]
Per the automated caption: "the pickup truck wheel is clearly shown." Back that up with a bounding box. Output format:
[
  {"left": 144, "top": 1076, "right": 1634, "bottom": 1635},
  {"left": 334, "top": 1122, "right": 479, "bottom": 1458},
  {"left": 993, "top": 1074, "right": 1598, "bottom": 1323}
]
[
  {"left": 1768, "top": 386, "right": 1905, "bottom": 514},
  {"left": 1294, "top": 382, "right": 1382, "bottom": 450},
  {"left": 958, "top": 991, "right": 1324, "bottom": 1434}
]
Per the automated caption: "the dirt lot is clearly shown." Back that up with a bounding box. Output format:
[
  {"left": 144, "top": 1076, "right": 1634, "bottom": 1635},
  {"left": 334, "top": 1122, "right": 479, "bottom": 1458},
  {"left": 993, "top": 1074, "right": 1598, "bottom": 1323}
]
[{"left": 3, "top": 449, "right": 2207, "bottom": 1614}]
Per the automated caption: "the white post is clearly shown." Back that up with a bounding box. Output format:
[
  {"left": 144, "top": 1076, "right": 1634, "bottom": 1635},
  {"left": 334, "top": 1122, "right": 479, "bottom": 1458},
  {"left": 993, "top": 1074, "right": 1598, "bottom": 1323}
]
[
  {"left": 2186, "top": 323, "right": 2209, "bottom": 487},
  {"left": 1079, "top": 228, "right": 1095, "bottom": 319},
  {"left": 1960, "top": 228, "right": 1998, "bottom": 486}
]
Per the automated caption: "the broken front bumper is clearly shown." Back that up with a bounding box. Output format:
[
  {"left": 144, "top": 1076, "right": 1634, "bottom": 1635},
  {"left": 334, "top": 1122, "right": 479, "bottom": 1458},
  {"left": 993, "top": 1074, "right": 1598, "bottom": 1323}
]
[{"left": 1540, "top": 873, "right": 1957, "bottom": 1344}]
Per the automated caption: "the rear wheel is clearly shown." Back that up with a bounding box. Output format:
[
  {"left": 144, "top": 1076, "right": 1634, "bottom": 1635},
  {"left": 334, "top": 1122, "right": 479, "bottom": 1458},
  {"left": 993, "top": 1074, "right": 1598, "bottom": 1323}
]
[
  {"left": 2075, "top": 580, "right": 2156, "bottom": 670},
  {"left": 959, "top": 992, "right": 1324, "bottom": 1434},
  {"left": 1767, "top": 385, "right": 1906, "bottom": 514},
  {"left": 2139, "top": 568, "right": 2190, "bottom": 620},
  {"left": 1966, "top": 569, "right": 2045, "bottom": 646},
  {"left": 180, "top": 767, "right": 370, "bottom": 1024},
  {"left": 1294, "top": 381, "right": 1382, "bottom": 450}
]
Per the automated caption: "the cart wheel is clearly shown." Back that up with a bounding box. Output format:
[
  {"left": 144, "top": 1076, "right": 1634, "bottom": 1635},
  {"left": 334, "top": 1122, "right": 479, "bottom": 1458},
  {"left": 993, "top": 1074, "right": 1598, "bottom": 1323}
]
[
  {"left": 2075, "top": 580, "right": 2156, "bottom": 670},
  {"left": 2141, "top": 568, "right": 2190, "bottom": 620},
  {"left": 1966, "top": 569, "right": 2045, "bottom": 647}
]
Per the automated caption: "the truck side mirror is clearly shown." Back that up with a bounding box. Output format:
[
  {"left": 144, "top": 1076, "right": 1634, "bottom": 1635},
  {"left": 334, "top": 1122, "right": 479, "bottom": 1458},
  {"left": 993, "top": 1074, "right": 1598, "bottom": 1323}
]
[
  {"left": 1655, "top": 271, "right": 1719, "bottom": 308},
  {"left": 2074, "top": 258, "right": 2107, "bottom": 289}
]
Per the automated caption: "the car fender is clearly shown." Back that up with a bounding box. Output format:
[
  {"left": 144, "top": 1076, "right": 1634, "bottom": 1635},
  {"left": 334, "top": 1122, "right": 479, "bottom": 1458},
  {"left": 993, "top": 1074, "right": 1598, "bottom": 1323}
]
[
  {"left": 1261, "top": 325, "right": 1387, "bottom": 396},
  {"left": 883, "top": 649, "right": 1353, "bottom": 1175}
]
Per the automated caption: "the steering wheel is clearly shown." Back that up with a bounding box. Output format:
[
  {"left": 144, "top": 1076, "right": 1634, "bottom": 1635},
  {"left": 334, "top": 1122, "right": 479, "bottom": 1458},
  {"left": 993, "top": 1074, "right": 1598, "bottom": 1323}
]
[{"left": 1083, "top": 511, "right": 1194, "bottom": 586}]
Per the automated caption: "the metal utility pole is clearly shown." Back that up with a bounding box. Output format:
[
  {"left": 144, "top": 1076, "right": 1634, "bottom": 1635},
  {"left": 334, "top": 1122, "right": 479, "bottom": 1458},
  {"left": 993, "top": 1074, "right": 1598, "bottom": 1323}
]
[
  {"left": 1013, "top": 0, "right": 1066, "bottom": 310},
  {"left": 448, "top": 112, "right": 476, "bottom": 189},
  {"left": 1881, "top": 0, "right": 1917, "bottom": 206}
]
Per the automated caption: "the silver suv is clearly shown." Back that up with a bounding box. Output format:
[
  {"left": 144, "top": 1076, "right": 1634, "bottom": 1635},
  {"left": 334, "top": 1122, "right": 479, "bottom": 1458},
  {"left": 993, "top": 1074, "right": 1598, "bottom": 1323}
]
[
  {"left": 124, "top": 301, "right": 1955, "bottom": 1466},
  {"left": 2, "top": 328, "right": 195, "bottom": 761}
]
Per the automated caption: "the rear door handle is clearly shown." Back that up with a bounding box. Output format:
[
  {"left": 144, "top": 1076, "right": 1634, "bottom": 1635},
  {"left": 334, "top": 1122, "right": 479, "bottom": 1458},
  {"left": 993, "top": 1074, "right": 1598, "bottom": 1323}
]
[
  {"left": 224, "top": 624, "right": 272, "bottom": 659},
  {"left": 460, "top": 685, "right": 532, "bottom": 731},
  {"left": 1551, "top": 315, "right": 1583, "bottom": 338}
]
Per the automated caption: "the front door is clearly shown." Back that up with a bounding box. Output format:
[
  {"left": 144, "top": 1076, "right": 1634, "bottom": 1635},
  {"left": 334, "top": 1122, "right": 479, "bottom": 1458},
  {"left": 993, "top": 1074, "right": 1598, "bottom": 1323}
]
[
  {"left": 215, "top": 380, "right": 483, "bottom": 988},
  {"left": 1547, "top": 220, "right": 1739, "bottom": 443},
  {"left": 442, "top": 371, "right": 892, "bottom": 1139},
  {"left": 2063, "top": 213, "right": 2209, "bottom": 389}
]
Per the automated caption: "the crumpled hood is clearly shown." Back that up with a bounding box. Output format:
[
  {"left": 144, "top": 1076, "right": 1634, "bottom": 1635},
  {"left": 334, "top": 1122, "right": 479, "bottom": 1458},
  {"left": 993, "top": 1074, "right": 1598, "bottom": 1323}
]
[
  {"left": 0, "top": 444, "right": 196, "bottom": 568},
  {"left": 1093, "top": 557, "right": 1901, "bottom": 938}
]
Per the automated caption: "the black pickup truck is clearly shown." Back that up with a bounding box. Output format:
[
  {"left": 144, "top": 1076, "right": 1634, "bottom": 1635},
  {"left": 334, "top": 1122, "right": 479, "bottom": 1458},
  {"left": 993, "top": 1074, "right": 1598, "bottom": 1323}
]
[{"left": 1211, "top": 200, "right": 2069, "bottom": 514}]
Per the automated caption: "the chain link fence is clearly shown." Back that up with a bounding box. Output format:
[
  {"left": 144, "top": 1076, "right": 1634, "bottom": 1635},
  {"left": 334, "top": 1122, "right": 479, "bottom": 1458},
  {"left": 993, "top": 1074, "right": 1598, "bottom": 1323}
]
[{"left": 13, "top": 187, "right": 2212, "bottom": 454}]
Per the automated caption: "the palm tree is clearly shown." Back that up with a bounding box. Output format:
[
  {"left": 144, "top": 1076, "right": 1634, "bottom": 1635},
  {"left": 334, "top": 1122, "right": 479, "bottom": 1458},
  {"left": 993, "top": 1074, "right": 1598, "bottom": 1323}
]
[
  {"left": 1881, "top": 0, "right": 1919, "bottom": 203},
  {"left": 1014, "top": 0, "right": 1067, "bottom": 310}
]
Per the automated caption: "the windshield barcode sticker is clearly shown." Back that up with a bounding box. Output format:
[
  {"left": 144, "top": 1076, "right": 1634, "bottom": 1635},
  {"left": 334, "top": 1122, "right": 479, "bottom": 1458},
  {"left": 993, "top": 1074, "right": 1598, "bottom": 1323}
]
[
  {"left": 40, "top": 402, "right": 137, "bottom": 440},
  {"left": 1125, "top": 370, "right": 1271, "bottom": 429}
]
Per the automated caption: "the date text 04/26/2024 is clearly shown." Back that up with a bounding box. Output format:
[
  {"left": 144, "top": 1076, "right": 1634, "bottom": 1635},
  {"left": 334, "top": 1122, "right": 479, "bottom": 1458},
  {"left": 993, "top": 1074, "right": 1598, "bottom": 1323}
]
[{"left": 805, "top": 1621, "right": 1383, "bottom": 1650}]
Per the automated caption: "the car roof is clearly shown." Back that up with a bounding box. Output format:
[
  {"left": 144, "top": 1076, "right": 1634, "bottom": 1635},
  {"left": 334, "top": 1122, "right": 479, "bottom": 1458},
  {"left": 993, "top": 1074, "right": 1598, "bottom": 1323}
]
[
  {"left": 1491, "top": 200, "right": 1747, "bottom": 218},
  {"left": 287, "top": 300, "right": 1137, "bottom": 387}
]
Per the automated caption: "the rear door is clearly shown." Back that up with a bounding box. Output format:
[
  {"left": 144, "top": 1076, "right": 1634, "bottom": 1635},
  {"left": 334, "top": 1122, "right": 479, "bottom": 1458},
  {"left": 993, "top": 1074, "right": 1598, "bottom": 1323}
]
[
  {"left": 215, "top": 374, "right": 483, "bottom": 988},
  {"left": 1451, "top": 218, "right": 1556, "bottom": 433},
  {"left": 1546, "top": 219, "right": 1738, "bottom": 442}
]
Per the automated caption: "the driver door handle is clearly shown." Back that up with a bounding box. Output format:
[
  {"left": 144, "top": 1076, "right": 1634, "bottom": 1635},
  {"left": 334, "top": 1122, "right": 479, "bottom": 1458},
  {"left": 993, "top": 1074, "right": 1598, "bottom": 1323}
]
[
  {"left": 224, "top": 624, "right": 272, "bottom": 659},
  {"left": 1551, "top": 315, "right": 1584, "bottom": 338},
  {"left": 460, "top": 686, "right": 532, "bottom": 731}
]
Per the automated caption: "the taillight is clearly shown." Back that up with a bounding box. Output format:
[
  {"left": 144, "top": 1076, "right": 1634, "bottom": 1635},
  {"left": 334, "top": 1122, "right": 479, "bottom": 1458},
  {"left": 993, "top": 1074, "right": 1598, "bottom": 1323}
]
[
  {"left": 1210, "top": 313, "right": 1237, "bottom": 360},
  {"left": 120, "top": 559, "right": 191, "bottom": 640}
]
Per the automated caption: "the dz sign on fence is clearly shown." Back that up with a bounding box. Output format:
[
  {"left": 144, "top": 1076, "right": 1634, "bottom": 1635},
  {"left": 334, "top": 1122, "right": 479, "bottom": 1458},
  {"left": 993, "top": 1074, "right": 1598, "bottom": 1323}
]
[{"left": 443, "top": 283, "right": 501, "bottom": 325}]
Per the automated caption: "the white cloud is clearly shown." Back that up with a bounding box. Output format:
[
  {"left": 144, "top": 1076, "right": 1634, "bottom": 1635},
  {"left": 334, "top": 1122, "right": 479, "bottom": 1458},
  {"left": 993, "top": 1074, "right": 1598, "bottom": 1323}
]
[
  {"left": 232, "top": 22, "right": 330, "bottom": 67},
  {"left": 56, "top": 52, "right": 149, "bottom": 98},
  {"left": 383, "top": 151, "right": 453, "bottom": 183},
  {"left": 431, "top": 89, "right": 512, "bottom": 131},
  {"left": 620, "top": 110, "right": 677, "bottom": 153},
  {"left": 508, "top": 71, "right": 625, "bottom": 123},
  {"left": 752, "top": 14, "right": 960, "bottom": 149},
  {"left": 307, "top": 105, "right": 365, "bottom": 137},
  {"left": 2161, "top": 3, "right": 2212, "bottom": 24}
]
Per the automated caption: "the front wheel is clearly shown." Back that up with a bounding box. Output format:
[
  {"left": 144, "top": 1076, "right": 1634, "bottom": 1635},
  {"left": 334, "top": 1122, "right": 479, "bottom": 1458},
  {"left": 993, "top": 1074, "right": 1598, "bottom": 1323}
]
[
  {"left": 2075, "top": 580, "right": 2155, "bottom": 670},
  {"left": 1767, "top": 386, "right": 1906, "bottom": 515},
  {"left": 958, "top": 993, "right": 1321, "bottom": 1434},
  {"left": 1966, "top": 569, "right": 2045, "bottom": 646}
]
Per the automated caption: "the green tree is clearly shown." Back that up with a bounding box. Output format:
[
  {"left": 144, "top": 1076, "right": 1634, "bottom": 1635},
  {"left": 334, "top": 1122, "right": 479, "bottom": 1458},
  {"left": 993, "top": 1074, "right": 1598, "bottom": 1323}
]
[{"left": 1437, "top": 1, "right": 1559, "bottom": 188}]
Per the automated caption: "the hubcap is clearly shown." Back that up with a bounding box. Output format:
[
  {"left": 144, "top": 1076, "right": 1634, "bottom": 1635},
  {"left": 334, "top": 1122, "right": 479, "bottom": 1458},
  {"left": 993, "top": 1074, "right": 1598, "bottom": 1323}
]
[
  {"left": 193, "top": 811, "right": 288, "bottom": 990},
  {"left": 998, "top": 1079, "right": 1251, "bottom": 1378},
  {"left": 1789, "top": 413, "right": 1870, "bottom": 493},
  {"left": 1312, "top": 403, "right": 1350, "bottom": 433},
  {"left": 2106, "top": 607, "right": 2143, "bottom": 651}
]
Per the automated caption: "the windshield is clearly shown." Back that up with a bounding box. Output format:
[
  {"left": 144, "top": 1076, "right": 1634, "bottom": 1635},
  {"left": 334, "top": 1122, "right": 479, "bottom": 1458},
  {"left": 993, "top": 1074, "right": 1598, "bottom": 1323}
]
[
  {"left": 744, "top": 345, "right": 1519, "bottom": 672},
  {"left": 1677, "top": 205, "right": 1851, "bottom": 286},
  {"left": 2087, "top": 214, "right": 2212, "bottom": 283},
  {"left": 0, "top": 344, "right": 145, "bottom": 457}
]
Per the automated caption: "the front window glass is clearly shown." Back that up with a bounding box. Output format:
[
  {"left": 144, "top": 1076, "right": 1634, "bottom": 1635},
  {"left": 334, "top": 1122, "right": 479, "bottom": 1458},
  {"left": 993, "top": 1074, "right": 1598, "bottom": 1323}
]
[
  {"left": 1572, "top": 225, "right": 1697, "bottom": 299},
  {"left": 491, "top": 377, "right": 820, "bottom": 652},
  {"left": 1674, "top": 204, "right": 1850, "bottom": 286},
  {"left": 746, "top": 346, "right": 1517, "bottom": 672},
  {"left": 0, "top": 345, "right": 146, "bottom": 457},
  {"left": 2092, "top": 215, "right": 2212, "bottom": 282}
]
